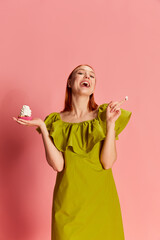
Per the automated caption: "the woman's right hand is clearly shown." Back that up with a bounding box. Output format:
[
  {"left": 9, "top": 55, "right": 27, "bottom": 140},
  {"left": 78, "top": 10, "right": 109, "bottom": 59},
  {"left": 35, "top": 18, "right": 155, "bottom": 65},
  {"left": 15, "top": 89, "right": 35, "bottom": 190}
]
[{"left": 12, "top": 117, "right": 45, "bottom": 129}]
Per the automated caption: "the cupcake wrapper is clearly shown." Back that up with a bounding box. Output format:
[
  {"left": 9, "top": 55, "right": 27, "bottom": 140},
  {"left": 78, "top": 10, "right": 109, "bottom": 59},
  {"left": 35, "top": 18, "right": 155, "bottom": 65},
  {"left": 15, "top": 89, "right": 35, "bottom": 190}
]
[{"left": 18, "top": 116, "right": 32, "bottom": 120}]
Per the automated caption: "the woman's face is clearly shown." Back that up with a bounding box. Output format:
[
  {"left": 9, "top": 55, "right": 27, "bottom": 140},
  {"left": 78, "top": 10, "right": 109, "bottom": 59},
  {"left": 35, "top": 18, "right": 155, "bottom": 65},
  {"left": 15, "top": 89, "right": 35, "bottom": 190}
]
[{"left": 68, "top": 66, "right": 96, "bottom": 96}]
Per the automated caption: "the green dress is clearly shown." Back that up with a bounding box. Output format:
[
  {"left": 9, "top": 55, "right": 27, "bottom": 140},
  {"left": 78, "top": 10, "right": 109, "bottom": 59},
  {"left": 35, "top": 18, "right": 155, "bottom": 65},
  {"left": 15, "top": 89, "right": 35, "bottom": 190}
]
[{"left": 36, "top": 103, "right": 132, "bottom": 240}]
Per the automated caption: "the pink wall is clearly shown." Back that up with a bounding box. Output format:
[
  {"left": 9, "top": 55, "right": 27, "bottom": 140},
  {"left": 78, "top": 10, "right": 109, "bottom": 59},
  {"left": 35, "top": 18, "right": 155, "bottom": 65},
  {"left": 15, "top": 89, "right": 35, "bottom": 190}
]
[{"left": 0, "top": 0, "right": 160, "bottom": 239}]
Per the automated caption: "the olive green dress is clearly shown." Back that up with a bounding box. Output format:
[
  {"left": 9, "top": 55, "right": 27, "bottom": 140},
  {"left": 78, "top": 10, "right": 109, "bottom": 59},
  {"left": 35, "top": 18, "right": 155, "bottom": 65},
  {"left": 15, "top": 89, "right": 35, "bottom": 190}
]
[{"left": 36, "top": 103, "right": 132, "bottom": 240}]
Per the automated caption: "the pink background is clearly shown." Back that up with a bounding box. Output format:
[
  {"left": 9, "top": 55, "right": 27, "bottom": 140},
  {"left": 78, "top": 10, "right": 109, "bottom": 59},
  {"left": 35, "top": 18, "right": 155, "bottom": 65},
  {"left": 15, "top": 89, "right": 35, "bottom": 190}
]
[{"left": 0, "top": 0, "right": 160, "bottom": 239}]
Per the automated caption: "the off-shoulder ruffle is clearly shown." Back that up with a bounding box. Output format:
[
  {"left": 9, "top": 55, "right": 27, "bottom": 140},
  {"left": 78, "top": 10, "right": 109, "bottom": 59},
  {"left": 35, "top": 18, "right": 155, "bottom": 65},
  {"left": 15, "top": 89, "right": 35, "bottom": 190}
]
[{"left": 36, "top": 103, "right": 132, "bottom": 154}]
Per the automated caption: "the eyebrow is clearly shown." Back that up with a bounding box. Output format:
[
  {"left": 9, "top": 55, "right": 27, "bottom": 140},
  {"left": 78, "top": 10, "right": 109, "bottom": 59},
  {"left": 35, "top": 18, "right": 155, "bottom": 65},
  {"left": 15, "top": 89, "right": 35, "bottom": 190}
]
[{"left": 76, "top": 68, "right": 95, "bottom": 74}]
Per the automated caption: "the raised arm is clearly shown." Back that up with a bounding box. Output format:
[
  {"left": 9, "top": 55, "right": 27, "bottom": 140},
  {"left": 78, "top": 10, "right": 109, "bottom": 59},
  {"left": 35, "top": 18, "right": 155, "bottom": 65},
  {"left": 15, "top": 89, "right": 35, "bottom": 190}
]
[{"left": 100, "top": 97, "right": 131, "bottom": 169}]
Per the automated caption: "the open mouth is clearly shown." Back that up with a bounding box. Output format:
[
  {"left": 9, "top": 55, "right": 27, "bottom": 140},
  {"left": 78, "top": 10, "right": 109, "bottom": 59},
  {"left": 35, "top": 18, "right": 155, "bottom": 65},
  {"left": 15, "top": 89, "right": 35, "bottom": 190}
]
[{"left": 80, "top": 81, "right": 90, "bottom": 87}]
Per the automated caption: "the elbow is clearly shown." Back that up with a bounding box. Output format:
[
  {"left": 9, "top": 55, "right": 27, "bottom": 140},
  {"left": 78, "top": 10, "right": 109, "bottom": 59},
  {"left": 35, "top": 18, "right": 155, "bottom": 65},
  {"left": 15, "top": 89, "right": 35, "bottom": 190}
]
[
  {"left": 54, "top": 162, "right": 64, "bottom": 172},
  {"left": 102, "top": 157, "right": 117, "bottom": 170},
  {"left": 56, "top": 161, "right": 64, "bottom": 172},
  {"left": 103, "top": 163, "right": 112, "bottom": 170},
  {"left": 51, "top": 165, "right": 64, "bottom": 172},
  {"left": 104, "top": 164, "right": 113, "bottom": 170},
  {"left": 57, "top": 166, "right": 64, "bottom": 172},
  {"left": 47, "top": 153, "right": 64, "bottom": 172},
  {"left": 47, "top": 160, "right": 64, "bottom": 172}
]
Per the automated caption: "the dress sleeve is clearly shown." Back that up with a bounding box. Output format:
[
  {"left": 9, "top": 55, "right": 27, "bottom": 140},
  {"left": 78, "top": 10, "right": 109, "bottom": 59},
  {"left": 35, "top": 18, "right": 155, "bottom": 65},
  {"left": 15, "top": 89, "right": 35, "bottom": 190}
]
[
  {"left": 115, "top": 108, "right": 132, "bottom": 140},
  {"left": 35, "top": 113, "right": 57, "bottom": 134}
]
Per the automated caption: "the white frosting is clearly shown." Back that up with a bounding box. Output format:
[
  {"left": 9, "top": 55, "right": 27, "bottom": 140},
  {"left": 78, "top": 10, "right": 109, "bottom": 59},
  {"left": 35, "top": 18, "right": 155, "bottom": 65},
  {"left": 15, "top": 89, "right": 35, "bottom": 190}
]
[
  {"left": 125, "top": 96, "right": 128, "bottom": 101},
  {"left": 20, "top": 105, "right": 32, "bottom": 117}
]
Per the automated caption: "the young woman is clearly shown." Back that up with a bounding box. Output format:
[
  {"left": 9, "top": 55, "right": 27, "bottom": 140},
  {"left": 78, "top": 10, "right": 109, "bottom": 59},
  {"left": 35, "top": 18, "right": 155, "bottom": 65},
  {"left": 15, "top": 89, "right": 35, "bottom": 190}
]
[{"left": 13, "top": 64, "right": 132, "bottom": 239}]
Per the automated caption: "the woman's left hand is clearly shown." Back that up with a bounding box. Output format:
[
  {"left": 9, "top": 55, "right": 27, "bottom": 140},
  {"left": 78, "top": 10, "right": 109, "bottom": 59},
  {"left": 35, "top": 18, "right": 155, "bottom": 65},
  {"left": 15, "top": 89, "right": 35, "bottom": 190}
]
[{"left": 106, "top": 99, "right": 125, "bottom": 124}]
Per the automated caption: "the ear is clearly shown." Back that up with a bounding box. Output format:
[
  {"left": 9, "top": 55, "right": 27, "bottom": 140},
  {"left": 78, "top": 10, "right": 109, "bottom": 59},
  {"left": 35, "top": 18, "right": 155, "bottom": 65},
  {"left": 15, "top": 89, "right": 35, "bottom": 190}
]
[{"left": 67, "top": 81, "right": 71, "bottom": 88}]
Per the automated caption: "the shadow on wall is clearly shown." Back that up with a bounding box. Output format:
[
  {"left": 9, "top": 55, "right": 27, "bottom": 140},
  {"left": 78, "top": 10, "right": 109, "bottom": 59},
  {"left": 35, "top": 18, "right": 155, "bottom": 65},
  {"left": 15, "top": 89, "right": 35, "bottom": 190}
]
[{"left": 0, "top": 89, "right": 44, "bottom": 240}]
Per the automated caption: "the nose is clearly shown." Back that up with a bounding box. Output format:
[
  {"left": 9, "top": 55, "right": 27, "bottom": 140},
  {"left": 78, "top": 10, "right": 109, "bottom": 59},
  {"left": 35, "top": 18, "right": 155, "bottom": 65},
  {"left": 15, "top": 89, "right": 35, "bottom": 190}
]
[{"left": 84, "top": 73, "right": 90, "bottom": 79}]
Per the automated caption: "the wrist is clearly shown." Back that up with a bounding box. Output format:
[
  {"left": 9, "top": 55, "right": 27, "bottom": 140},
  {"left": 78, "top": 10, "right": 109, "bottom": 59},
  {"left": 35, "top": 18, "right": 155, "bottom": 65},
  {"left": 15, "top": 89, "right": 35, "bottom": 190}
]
[
  {"left": 106, "top": 120, "right": 115, "bottom": 129},
  {"left": 39, "top": 122, "right": 49, "bottom": 136},
  {"left": 39, "top": 121, "right": 46, "bottom": 130}
]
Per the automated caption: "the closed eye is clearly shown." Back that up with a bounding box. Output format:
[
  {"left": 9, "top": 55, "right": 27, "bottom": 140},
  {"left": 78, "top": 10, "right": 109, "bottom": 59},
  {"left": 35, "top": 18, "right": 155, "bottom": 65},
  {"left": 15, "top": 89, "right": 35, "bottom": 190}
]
[{"left": 78, "top": 72, "right": 94, "bottom": 78}]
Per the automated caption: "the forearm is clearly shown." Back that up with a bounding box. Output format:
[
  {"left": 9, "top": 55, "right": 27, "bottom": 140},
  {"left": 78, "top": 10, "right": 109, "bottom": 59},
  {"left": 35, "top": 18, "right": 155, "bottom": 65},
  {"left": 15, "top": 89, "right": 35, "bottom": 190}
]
[
  {"left": 40, "top": 123, "right": 64, "bottom": 172},
  {"left": 100, "top": 122, "right": 117, "bottom": 169}
]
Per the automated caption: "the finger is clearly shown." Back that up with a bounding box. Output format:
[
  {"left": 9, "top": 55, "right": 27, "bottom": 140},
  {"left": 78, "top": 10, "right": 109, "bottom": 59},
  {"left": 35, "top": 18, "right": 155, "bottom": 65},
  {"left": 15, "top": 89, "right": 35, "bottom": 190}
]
[
  {"left": 17, "top": 122, "right": 27, "bottom": 125},
  {"left": 12, "top": 117, "right": 30, "bottom": 122},
  {"left": 108, "top": 101, "right": 113, "bottom": 107},
  {"left": 109, "top": 101, "right": 118, "bottom": 108},
  {"left": 109, "top": 96, "right": 128, "bottom": 110},
  {"left": 115, "top": 107, "right": 120, "bottom": 112},
  {"left": 118, "top": 96, "right": 128, "bottom": 107},
  {"left": 12, "top": 117, "right": 18, "bottom": 121},
  {"left": 118, "top": 99, "right": 125, "bottom": 106},
  {"left": 13, "top": 117, "right": 21, "bottom": 123},
  {"left": 17, "top": 118, "right": 31, "bottom": 122},
  {"left": 110, "top": 102, "right": 119, "bottom": 110},
  {"left": 15, "top": 119, "right": 26, "bottom": 125},
  {"left": 111, "top": 109, "right": 121, "bottom": 116},
  {"left": 111, "top": 106, "right": 120, "bottom": 112},
  {"left": 15, "top": 118, "right": 28, "bottom": 123}
]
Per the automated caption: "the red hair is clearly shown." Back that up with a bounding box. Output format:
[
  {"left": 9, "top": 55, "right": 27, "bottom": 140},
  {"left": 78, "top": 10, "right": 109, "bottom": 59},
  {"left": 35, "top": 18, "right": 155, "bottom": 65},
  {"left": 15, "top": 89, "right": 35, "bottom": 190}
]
[{"left": 60, "top": 64, "right": 98, "bottom": 113}]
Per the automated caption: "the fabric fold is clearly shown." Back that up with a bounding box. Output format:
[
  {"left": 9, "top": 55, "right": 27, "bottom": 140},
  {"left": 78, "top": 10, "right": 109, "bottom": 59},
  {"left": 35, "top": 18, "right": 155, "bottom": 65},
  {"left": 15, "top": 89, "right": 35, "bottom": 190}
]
[{"left": 36, "top": 103, "right": 132, "bottom": 153}]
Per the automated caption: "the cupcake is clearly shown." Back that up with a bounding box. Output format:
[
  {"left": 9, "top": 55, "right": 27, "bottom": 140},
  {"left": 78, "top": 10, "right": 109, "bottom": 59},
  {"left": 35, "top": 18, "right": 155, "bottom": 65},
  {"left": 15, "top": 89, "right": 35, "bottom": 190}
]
[{"left": 18, "top": 105, "right": 32, "bottom": 120}]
